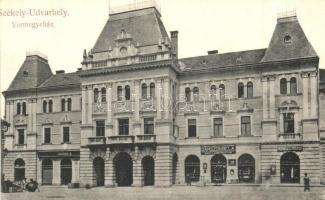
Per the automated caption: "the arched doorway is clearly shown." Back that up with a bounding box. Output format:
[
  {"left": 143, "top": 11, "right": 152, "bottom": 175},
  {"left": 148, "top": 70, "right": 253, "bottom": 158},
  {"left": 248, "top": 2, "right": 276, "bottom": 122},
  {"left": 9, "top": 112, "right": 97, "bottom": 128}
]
[
  {"left": 142, "top": 156, "right": 154, "bottom": 186},
  {"left": 184, "top": 155, "right": 200, "bottom": 182},
  {"left": 14, "top": 159, "right": 25, "bottom": 181},
  {"left": 93, "top": 157, "right": 105, "bottom": 186},
  {"left": 60, "top": 158, "right": 72, "bottom": 185},
  {"left": 280, "top": 152, "right": 300, "bottom": 183},
  {"left": 211, "top": 154, "right": 227, "bottom": 183},
  {"left": 114, "top": 152, "right": 133, "bottom": 186},
  {"left": 42, "top": 159, "right": 53, "bottom": 185},
  {"left": 238, "top": 154, "right": 255, "bottom": 183},
  {"left": 172, "top": 153, "right": 178, "bottom": 184}
]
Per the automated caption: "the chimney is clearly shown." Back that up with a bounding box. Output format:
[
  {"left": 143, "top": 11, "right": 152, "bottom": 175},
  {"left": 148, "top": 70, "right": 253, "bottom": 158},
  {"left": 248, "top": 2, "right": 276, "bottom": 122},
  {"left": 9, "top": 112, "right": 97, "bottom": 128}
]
[
  {"left": 170, "top": 31, "right": 178, "bottom": 58},
  {"left": 56, "top": 70, "right": 65, "bottom": 74},
  {"left": 207, "top": 50, "right": 218, "bottom": 55}
]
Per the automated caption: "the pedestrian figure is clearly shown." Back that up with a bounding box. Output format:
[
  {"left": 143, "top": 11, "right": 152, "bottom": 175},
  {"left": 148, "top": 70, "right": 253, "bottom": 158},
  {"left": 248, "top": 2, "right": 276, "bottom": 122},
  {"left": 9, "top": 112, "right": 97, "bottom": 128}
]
[
  {"left": 186, "top": 172, "right": 191, "bottom": 186},
  {"left": 22, "top": 178, "right": 27, "bottom": 191},
  {"left": 303, "top": 173, "right": 310, "bottom": 192}
]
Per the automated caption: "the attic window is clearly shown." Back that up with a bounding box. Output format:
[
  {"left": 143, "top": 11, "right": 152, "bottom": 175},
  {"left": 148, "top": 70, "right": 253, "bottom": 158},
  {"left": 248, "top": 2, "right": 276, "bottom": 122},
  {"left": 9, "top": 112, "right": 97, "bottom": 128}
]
[
  {"left": 22, "top": 71, "right": 28, "bottom": 76},
  {"left": 284, "top": 35, "right": 292, "bottom": 44}
]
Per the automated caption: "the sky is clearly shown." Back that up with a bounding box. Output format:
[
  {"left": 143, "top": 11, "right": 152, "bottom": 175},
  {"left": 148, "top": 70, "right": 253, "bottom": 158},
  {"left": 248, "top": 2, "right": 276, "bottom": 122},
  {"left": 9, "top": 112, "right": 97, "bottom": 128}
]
[{"left": 0, "top": 0, "right": 325, "bottom": 117}]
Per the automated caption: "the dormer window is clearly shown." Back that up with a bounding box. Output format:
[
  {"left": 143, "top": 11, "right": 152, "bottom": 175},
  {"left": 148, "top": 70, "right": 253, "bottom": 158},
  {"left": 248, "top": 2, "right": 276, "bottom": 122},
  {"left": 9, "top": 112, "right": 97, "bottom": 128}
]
[{"left": 284, "top": 35, "right": 292, "bottom": 44}]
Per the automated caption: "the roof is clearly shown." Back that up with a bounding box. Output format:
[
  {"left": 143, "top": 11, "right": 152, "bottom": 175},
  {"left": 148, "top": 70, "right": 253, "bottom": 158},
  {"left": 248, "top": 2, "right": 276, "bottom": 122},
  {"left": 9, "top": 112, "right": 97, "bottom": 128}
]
[
  {"left": 7, "top": 55, "right": 53, "bottom": 91},
  {"left": 179, "top": 49, "right": 267, "bottom": 71},
  {"left": 262, "top": 16, "right": 318, "bottom": 62},
  {"left": 92, "top": 7, "right": 169, "bottom": 53},
  {"left": 39, "top": 72, "right": 81, "bottom": 88}
]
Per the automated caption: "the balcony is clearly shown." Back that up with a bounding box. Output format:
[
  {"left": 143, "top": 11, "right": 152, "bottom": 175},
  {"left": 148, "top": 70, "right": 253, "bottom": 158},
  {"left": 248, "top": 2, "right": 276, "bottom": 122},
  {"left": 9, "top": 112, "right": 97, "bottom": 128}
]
[
  {"left": 278, "top": 133, "right": 302, "bottom": 141},
  {"left": 88, "top": 136, "right": 106, "bottom": 145},
  {"left": 135, "top": 134, "right": 156, "bottom": 144},
  {"left": 107, "top": 135, "right": 134, "bottom": 145},
  {"left": 112, "top": 101, "right": 133, "bottom": 114},
  {"left": 140, "top": 99, "right": 156, "bottom": 112},
  {"left": 93, "top": 103, "right": 107, "bottom": 114}
]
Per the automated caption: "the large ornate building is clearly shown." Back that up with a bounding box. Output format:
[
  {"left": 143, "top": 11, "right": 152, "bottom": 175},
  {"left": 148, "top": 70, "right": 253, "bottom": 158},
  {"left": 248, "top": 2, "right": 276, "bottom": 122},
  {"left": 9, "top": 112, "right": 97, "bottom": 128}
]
[{"left": 2, "top": 2, "right": 325, "bottom": 187}]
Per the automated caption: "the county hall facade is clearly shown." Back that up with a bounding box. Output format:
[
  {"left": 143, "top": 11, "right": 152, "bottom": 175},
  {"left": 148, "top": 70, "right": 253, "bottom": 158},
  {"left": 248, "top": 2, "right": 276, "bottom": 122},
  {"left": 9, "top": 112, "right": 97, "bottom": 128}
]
[{"left": 2, "top": 2, "right": 325, "bottom": 187}]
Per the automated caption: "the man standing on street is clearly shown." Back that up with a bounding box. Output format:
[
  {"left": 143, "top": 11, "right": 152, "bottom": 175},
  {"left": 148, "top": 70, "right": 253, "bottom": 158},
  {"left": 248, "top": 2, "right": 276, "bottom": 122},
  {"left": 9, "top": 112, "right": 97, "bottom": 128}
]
[{"left": 303, "top": 173, "right": 310, "bottom": 192}]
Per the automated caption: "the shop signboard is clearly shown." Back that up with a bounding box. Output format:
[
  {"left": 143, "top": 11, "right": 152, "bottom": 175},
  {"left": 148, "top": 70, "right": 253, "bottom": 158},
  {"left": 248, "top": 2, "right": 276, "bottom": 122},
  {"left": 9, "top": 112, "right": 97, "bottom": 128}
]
[{"left": 201, "top": 144, "right": 236, "bottom": 155}]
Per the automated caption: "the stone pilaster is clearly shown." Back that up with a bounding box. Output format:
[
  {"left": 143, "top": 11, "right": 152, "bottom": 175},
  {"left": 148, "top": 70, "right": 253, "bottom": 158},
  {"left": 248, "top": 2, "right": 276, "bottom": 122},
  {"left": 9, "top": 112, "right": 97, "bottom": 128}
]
[
  {"left": 261, "top": 76, "right": 268, "bottom": 119},
  {"left": 269, "top": 76, "right": 276, "bottom": 119},
  {"left": 105, "top": 150, "right": 115, "bottom": 187},
  {"left": 163, "top": 78, "right": 170, "bottom": 119},
  {"left": 310, "top": 72, "right": 317, "bottom": 117},
  {"left": 156, "top": 79, "right": 162, "bottom": 119},
  {"left": 71, "top": 159, "right": 79, "bottom": 184},
  {"left": 302, "top": 72, "right": 309, "bottom": 118},
  {"left": 81, "top": 86, "right": 87, "bottom": 124},
  {"left": 87, "top": 86, "right": 93, "bottom": 124},
  {"left": 52, "top": 159, "right": 61, "bottom": 185},
  {"left": 134, "top": 80, "right": 140, "bottom": 121}
]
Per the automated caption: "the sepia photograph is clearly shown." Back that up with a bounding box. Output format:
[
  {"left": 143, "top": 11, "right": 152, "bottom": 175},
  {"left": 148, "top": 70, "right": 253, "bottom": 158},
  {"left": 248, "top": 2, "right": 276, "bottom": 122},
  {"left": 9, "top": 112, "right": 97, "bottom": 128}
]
[{"left": 0, "top": 0, "right": 325, "bottom": 199}]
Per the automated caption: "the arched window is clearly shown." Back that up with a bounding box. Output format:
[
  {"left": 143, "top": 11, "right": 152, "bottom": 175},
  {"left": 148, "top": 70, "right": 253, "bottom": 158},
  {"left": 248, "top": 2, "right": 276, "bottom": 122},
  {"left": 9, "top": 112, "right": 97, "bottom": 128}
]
[
  {"left": 280, "top": 78, "right": 287, "bottom": 95},
  {"left": 150, "top": 83, "right": 155, "bottom": 98},
  {"left": 17, "top": 103, "right": 21, "bottom": 115},
  {"left": 211, "top": 154, "right": 227, "bottom": 183},
  {"left": 117, "top": 86, "right": 123, "bottom": 101},
  {"left": 280, "top": 152, "right": 300, "bottom": 183},
  {"left": 290, "top": 77, "right": 297, "bottom": 95},
  {"left": 142, "top": 83, "right": 147, "bottom": 99},
  {"left": 238, "top": 83, "right": 244, "bottom": 98},
  {"left": 43, "top": 101, "right": 47, "bottom": 113},
  {"left": 61, "top": 99, "right": 66, "bottom": 112},
  {"left": 238, "top": 154, "right": 255, "bottom": 183},
  {"left": 185, "top": 87, "right": 191, "bottom": 102},
  {"left": 14, "top": 159, "right": 25, "bottom": 181},
  {"left": 185, "top": 155, "right": 200, "bottom": 182},
  {"left": 49, "top": 100, "right": 53, "bottom": 113},
  {"left": 210, "top": 85, "right": 217, "bottom": 100},
  {"left": 94, "top": 88, "right": 99, "bottom": 103},
  {"left": 247, "top": 82, "right": 253, "bottom": 98},
  {"left": 101, "top": 88, "right": 106, "bottom": 102},
  {"left": 67, "top": 98, "right": 72, "bottom": 111},
  {"left": 193, "top": 87, "right": 199, "bottom": 101},
  {"left": 219, "top": 84, "right": 225, "bottom": 99},
  {"left": 125, "top": 85, "right": 130, "bottom": 100},
  {"left": 22, "top": 102, "right": 26, "bottom": 115}
]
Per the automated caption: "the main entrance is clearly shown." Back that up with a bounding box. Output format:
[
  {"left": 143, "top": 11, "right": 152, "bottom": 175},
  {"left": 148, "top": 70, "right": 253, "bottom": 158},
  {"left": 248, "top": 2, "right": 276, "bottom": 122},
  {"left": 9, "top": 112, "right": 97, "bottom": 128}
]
[
  {"left": 114, "top": 152, "right": 133, "bottom": 186},
  {"left": 60, "top": 158, "right": 72, "bottom": 185},
  {"left": 142, "top": 156, "right": 154, "bottom": 186},
  {"left": 211, "top": 154, "right": 227, "bottom": 183},
  {"left": 184, "top": 155, "right": 200, "bottom": 182},
  {"left": 280, "top": 152, "right": 300, "bottom": 183},
  {"left": 238, "top": 154, "right": 255, "bottom": 183},
  {"left": 93, "top": 157, "right": 105, "bottom": 186},
  {"left": 14, "top": 159, "right": 25, "bottom": 181},
  {"left": 42, "top": 159, "right": 53, "bottom": 185}
]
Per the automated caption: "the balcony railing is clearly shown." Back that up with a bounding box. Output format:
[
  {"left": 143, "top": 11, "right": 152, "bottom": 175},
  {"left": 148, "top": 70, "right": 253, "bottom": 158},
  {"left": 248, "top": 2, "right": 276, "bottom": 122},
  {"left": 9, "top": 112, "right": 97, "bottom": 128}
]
[
  {"left": 88, "top": 136, "right": 106, "bottom": 145},
  {"left": 135, "top": 134, "right": 156, "bottom": 144},
  {"left": 278, "top": 133, "right": 302, "bottom": 141},
  {"left": 140, "top": 99, "right": 156, "bottom": 112},
  {"left": 107, "top": 135, "right": 134, "bottom": 144}
]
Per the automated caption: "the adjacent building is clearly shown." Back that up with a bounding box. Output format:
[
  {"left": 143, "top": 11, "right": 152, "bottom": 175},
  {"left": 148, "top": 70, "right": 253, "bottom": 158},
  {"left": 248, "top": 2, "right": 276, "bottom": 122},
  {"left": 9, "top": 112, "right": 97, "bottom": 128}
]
[{"left": 2, "top": 1, "right": 325, "bottom": 187}]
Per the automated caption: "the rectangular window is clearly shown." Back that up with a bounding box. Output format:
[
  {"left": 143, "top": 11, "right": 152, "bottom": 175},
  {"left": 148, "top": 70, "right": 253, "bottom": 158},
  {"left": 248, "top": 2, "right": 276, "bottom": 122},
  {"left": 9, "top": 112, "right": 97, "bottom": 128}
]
[
  {"left": 144, "top": 118, "right": 154, "bottom": 135},
  {"left": 96, "top": 121, "right": 105, "bottom": 137},
  {"left": 188, "top": 119, "right": 197, "bottom": 137},
  {"left": 44, "top": 128, "right": 51, "bottom": 144},
  {"left": 119, "top": 119, "right": 129, "bottom": 135},
  {"left": 241, "top": 116, "right": 251, "bottom": 136},
  {"left": 18, "top": 129, "right": 24, "bottom": 145},
  {"left": 213, "top": 118, "right": 223, "bottom": 137},
  {"left": 63, "top": 127, "right": 70, "bottom": 143},
  {"left": 284, "top": 113, "right": 294, "bottom": 133}
]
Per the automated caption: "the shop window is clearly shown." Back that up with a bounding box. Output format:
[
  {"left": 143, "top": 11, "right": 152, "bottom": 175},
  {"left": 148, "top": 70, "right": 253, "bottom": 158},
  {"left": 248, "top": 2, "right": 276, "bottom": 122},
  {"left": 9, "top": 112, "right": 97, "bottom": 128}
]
[
  {"left": 44, "top": 127, "right": 51, "bottom": 144},
  {"left": 280, "top": 78, "right": 287, "bottom": 95},
  {"left": 213, "top": 118, "right": 223, "bottom": 137},
  {"left": 185, "top": 87, "right": 191, "bottom": 102},
  {"left": 247, "top": 82, "right": 253, "bottom": 98},
  {"left": 185, "top": 155, "right": 200, "bottom": 182},
  {"left": 284, "top": 113, "right": 294, "bottom": 133},
  {"left": 119, "top": 119, "right": 129, "bottom": 135},
  {"left": 101, "top": 88, "right": 106, "bottom": 102},
  {"left": 18, "top": 129, "right": 25, "bottom": 145},
  {"left": 63, "top": 127, "right": 70, "bottom": 143},
  {"left": 238, "top": 83, "right": 244, "bottom": 98},
  {"left": 96, "top": 120, "right": 105, "bottom": 137},
  {"left": 67, "top": 98, "right": 72, "bottom": 111},
  {"left": 290, "top": 77, "right": 297, "bottom": 95},
  {"left": 144, "top": 118, "right": 154, "bottom": 135},
  {"left": 188, "top": 119, "right": 197, "bottom": 137},
  {"left": 142, "top": 83, "right": 147, "bottom": 99},
  {"left": 125, "top": 85, "right": 130, "bottom": 100},
  {"left": 241, "top": 116, "right": 251, "bottom": 136}
]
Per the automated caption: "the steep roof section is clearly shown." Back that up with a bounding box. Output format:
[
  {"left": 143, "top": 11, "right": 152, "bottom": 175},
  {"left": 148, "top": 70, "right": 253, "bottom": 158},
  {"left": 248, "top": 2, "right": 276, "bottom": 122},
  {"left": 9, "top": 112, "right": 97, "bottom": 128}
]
[
  {"left": 39, "top": 72, "right": 81, "bottom": 88},
  {"left": 92, "top": 7, "right": 169, "bottom": 53},
  {"left": 7, "top": 54, "right": 53, "bottom": 91},
  {"left": 262, "top": 15, "right": 317, "bottom": 62},
  {"left": 179, "top": 49, "right": 266, "bottom": 72}
]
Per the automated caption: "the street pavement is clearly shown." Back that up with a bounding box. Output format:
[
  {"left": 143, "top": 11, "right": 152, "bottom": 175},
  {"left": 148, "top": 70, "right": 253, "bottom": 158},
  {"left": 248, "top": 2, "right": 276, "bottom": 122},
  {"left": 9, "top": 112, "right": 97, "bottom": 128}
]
[{"left": 1, "top": 185, "right": 325, "bottom": 200}]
